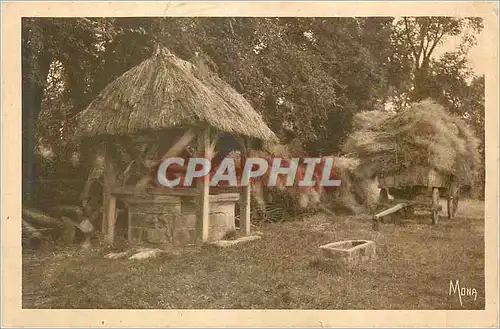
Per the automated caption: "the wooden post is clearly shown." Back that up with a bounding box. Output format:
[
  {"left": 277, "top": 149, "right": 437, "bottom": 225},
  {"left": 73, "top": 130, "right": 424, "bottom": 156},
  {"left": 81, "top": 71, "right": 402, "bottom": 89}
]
[
  {"left": 106, "top": 196, "right": 117, "bottom": 245},
  {"left": 102, "top": 141, "right": 117, "bottom": 246},
  {"left": 239, "top": 138, "right": 251, "bottom": 236},
  {"left": 197, "top": 127, "right": 211, "bottom": 243}
]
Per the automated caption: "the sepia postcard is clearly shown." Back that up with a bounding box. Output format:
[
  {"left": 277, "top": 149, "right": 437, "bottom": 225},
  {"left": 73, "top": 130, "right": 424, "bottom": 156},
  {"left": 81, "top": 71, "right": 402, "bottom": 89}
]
[{"left": 1, "top": 1, "right": 499, "bottom": 327}]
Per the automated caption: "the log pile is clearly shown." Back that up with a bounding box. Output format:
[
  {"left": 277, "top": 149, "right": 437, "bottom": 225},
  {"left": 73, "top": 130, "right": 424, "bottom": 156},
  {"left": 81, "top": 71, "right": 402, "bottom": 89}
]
[{"left": 22, "top": 207, "right": 96, "bottom": 248}]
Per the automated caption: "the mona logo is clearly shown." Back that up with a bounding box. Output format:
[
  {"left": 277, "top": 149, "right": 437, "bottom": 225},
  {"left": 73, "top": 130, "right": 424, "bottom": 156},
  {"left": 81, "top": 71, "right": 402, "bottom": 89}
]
[{"left": 449, "top": 280, "right": 478, "bottom": 306}]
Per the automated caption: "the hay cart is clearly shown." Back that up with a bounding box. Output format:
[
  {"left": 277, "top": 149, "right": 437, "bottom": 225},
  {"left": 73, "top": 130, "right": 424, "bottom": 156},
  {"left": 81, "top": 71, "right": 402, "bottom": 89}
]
[{"left": 372, "top": 167, "right": 460, "bottom": 231}]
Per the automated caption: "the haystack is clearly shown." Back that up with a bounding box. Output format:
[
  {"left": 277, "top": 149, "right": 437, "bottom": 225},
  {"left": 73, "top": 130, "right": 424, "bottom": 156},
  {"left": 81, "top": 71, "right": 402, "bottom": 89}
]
[
  {"left": 243, "top": 151, "right": 379, "bottom": 217},
  {"left": 343, "top": 99, "right": 481, "bottom": 187},
  {"left": 323, "top": 156, "right": 379, "bottom": 215}
]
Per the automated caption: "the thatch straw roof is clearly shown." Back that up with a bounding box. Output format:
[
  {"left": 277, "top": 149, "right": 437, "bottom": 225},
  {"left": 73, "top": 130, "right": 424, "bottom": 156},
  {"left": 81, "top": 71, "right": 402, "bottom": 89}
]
[{"left": 75, "top": 46, "right": 278, "bottom": 142}]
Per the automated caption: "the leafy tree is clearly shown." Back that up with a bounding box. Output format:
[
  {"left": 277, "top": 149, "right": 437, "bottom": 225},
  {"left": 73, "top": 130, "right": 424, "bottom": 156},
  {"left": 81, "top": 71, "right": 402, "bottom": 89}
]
[
  {"left": 157, "top": 17, "right": 394, "bottom": 154},
  {"left": 426, "top": 51, "right": 475, "bottom": 114},
  {"left": 30, "top": 17, "right": 395, "bottom": 158},
  {"left": 393, "top": 17, "right": 483, "bottom": 102},
  {"left": 466, "top": 76, "right": 485, "bottom": 197},
  {"left": 23, "top": 18, "right": 157, "bottom": 203},
  {"left": 24, "top": 17, "right": 486, "bottom": 205}
]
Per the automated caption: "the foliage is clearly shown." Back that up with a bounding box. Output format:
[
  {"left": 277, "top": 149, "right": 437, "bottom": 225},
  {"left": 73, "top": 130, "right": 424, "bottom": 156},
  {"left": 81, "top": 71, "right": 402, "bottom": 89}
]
[
  {"left": 390, "top": 17, "right": 484, "bottom": 107},
  {"left": 22, "top": 17, "right": 486, "bottom": 204},
  {"left": 27, "top": 18, "right": 395, "bottom": 153}
]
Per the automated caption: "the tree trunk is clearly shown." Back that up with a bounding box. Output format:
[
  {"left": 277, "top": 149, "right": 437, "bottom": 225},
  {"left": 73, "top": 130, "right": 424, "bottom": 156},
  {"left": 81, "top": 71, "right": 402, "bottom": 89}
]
[
  {"left": 23, "top": 208, "right": 64, "bottom": 229},
  {"left": 22, "top": 21, "right": 52, "bottom": 206},
  {"left": 22, "top": 77, "right": 42, "bottom": 205},
  {"left": 411, "top": 59, "right": 431, "bottom": 101}
]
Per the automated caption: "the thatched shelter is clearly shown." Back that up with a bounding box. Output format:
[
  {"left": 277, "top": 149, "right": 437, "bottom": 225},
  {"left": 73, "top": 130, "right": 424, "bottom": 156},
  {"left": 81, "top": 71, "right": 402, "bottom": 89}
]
[
  {"left": 75, "top": 46, "right": 278, "bottom": 247},
  {"left": 76, "top": 46, "right": 276, "bottom": 141}
]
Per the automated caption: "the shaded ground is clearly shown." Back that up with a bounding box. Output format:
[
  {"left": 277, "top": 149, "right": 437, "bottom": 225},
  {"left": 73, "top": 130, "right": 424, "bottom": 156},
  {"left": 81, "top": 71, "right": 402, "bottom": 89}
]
[{"left": 22, "top": 199, "right": 484, "bottom": 309}]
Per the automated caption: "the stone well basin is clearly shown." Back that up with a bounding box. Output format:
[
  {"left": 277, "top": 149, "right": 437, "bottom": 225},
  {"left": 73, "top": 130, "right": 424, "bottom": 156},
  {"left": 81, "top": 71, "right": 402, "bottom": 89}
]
[{"left": 319, "top": 240, "right": 376, "bottom": 267}]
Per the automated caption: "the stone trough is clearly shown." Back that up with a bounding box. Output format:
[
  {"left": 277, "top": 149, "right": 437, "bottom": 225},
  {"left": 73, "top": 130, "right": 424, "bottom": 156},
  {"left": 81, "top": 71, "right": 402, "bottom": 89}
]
[{"left": 319, "top": 240, "right": 376, "bottom": 268}]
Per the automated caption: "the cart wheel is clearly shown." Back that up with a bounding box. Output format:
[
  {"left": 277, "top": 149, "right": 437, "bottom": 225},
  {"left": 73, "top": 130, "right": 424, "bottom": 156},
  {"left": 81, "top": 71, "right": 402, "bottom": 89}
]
[
  {"left": 447, "top": 195, "right": 460, "bottom": 219},
  {"left": 432, "top": 188, "right": 440, "bottom": 225},
  {"left": 446, "top": 198, "right": 455, "bottom": 219},
  {"left": 378, "top": 188, "right": 390, "bottom": 223},
  {"left": 379, "top": 188, "right": 389, "bottom": 202},
  {"left": 453, "top": 197, "right": 459, "bottom": 215},
  {"left": 404, "top": 205, "right": 415, "bottom": 218}
]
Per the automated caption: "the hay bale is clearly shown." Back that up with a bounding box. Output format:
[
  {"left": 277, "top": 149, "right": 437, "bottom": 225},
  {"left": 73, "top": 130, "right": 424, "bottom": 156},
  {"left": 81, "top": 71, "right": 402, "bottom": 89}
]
[
  {"left": 330, "top": 156, "right": 357, "bottom": 198},
  {"left": 244, "top": 149, "right": 379, "bottom": 217},
  {"left": 322, "top": 156, "right": 379, "bottom": 215}
]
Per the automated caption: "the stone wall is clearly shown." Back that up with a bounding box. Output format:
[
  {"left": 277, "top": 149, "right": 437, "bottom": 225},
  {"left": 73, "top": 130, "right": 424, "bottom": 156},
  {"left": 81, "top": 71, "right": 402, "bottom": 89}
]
[
  {"left": 126, "top": 194, "right": 180, "bottom": 245},
  {"left": 122, "top": 192, "right": 239, "bottom": 247}
]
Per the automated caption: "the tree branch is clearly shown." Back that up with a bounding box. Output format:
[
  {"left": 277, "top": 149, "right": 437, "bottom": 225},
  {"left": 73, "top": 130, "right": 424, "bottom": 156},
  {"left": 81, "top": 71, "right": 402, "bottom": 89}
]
[
  {"left": 423, "top": 23, "right": 441, "bottom": 60},
  {"left": 426, "top": 29, "right": 446, "bottom": 61},
  {"left": 416, "top": 19, "right": 429, "bottom": 67},
  {"left": 403, "top": 18, "right": 419, "bottom": 67}
]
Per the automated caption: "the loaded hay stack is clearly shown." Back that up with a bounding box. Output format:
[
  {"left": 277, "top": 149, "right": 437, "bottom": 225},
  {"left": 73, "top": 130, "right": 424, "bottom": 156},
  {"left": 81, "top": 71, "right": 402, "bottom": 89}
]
[
  {"left": 246, "top": 151, "right": 380, "bottom": 219},
  {"left": 317, "top": 156, "right": 379, "bottom": 216},
  {"left": 343, "top": 99, "right": 481, "bottom": 194}
]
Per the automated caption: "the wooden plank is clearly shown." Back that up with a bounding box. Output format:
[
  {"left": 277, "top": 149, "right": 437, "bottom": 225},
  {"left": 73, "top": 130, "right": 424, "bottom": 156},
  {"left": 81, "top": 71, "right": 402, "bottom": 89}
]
[
  {"left": 373, "top": 203, "right": 407, "bottom": 219},
  {"left": 382, "top": 167, "right": 448, "bottom": 189},
  {"left": 113, "top": 186, "right": 197, "bottom": 197},
  {"left": 239, "top": 137, "right": 251, "bottom": 236},
  {"left": 112, "top": 186, "right": 243, "bottom": 197},
  {"left": 197, "top": 127, "right": 211, "bottom": 243}
]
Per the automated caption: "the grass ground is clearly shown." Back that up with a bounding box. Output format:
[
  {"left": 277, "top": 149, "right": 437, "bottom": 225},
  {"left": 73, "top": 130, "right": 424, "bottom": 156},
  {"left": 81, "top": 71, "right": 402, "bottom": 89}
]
[{"left": 22, "top": 198, "right": 484, "bottom": 309}]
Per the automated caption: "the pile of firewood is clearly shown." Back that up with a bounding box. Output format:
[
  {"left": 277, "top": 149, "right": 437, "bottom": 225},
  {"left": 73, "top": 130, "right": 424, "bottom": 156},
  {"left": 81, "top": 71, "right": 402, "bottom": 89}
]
[{"left": 22, "top": 206, "right": 96, "bottom": 248}]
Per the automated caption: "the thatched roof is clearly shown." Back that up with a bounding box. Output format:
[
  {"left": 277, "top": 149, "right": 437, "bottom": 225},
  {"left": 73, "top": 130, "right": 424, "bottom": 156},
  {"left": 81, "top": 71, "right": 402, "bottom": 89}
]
[{"left": 75, "top": 46, "right": 278, "bottom": 142}]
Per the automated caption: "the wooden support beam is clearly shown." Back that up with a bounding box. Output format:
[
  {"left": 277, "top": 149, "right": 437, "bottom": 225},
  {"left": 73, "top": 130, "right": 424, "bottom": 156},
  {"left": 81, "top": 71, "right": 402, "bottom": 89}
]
[
  {"left": 239, "top": 137, "right": 251, "bottom": 236},
  {"left": 234, "top": 135, "right": 247, "bottom": 152},
  {"left": 162, "top": 128, "right": 196, "bottom": 160},
  {"left": 122, "top": 138, "right": 149, "bottom": 172},
  {"left": 102, "top": 141, "right": 117, "bottom": 245},
  {"left": 120, "top": 159, "right": 136, "bottom": 188},
  {"left": 209, "top": 132, "right": 220, "bottom": 154},
  {"left": 105, "top": 196, "right": 117, "bottom": 246},
  {"left": 197, "top": 127, "right": 211, "bottom": 244},
  {"left": 118, "top": 136, "right": 160, "bottom": 188}
]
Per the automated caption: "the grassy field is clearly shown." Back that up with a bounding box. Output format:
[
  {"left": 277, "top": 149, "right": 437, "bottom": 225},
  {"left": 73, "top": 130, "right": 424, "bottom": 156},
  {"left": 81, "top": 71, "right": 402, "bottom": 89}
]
[{"left": 22, "top": 198, "right": 485, "bottom": 309}]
